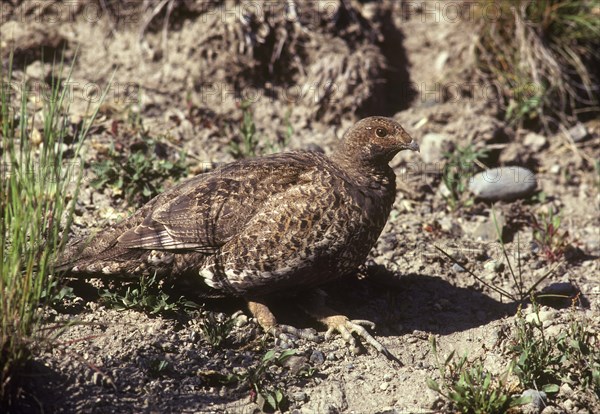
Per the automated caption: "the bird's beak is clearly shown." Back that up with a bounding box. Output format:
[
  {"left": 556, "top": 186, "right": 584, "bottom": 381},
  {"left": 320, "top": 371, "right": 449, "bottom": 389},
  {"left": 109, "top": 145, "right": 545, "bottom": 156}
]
[{"left": 407, "top": 140, "right": 420, "bottom": 152}]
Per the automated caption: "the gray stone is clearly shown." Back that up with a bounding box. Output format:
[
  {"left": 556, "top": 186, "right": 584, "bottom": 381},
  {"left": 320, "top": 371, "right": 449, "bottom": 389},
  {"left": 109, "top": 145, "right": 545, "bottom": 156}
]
[
  {"left": 521, "top": 389, "right": 548, "bottom": 414},
  {"left": 452, "top": 263, "right": 466, "bottom": 273},
  {"left": 558, "top": 383, "right": 574, "bottom": 398},
  {"left": 484, "top": 260, "right": 504, "bottom": 272},
  {"left": 524, "top": 132, "right": 547, "bottom": 151},
  {"left": 420, "top": 133, "right": 451, "bottom": 164},
  {"left": 309, "top": 350, "right": 325, "bottom": 365},
  {"left": 568, "top": 122, "right": 589, "bottom": 142},
  {"left": 292, "top": 391, "right": 307, "bottom": 402},
  {"left": 469, "top": 166, "right": 537, "bottom": 201},
  {"left": 525, "top": 309, "right": 556, "bottom": 327}
]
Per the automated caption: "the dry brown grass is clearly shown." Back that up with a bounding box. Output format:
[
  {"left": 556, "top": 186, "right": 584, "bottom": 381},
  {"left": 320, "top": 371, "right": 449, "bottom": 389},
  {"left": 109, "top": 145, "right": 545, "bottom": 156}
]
[{"left": 475, "top": 0, "right": 600, "bottom": 132}]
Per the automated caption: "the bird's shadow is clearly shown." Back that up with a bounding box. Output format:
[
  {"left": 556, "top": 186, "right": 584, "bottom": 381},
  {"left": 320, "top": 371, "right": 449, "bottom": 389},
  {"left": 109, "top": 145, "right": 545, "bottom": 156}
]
[{"left": 265, "top": 268, "right": 519, "bottom": 338}]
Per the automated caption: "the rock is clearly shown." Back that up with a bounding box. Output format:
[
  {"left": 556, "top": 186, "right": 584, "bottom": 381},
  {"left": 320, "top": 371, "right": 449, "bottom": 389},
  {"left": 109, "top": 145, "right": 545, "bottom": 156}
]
[
  {"left": 438, "top": 216, "right": 461, "bottom": 234},
  {"left": 379, "top": 381, "right": 389, "bottom": 391},
  {"left": 483, "top": 260, "right": 504, "bottom": 272},
  {"left": 525, "top": 309, "right": 556, "bottom": 327},
  {"left": 437, "top": 182, "right": 452, "bottom": 199},
  {"left": 484, "top": 271, "right": 496, "bottom": 281},
  {"left": 420, "top": 132, "right": 451, "bottom": 164},
  {"left": 292, "top": 391, "right": 307, "bottom": 402},
  {"left": 234, "top": 314, "right": 248, "bottom": 327},
  {"left": 541, "top": 407, "right": 565, "bottom": 414},
  {"left": 558, "top": 383, "right": 574, "bottom": 398},
  {"left": 452, "top": 263, "right": 466, "bottom": 273},
  {"left": 284, "top": 355, "right": 309, "bottom": 376},
  {"left": 568, "top": 122, "right": 589, "bottom": 142},
  {"left": 26, "top": 61, "right": 51, "bottom": 80},
  {"left": 521, "top": 389, "right": 548, "bottom": 414},
  {"left": 469, "top": 166, "right": 537, "bottom": 201},
  {"left": 562, "top": 399, "right": 575, "bottom": 412},
  {"left": 499, "top": 142, "right": 536, "bottom": 167},
  {"left": 30, "top": 128, "right": 43, "bottom": 146},
  {"left": 309, "top": 350, "right": 325, "bottom": 365},
  {"left": 524, "top": 132, "right": 547, "bottom": 152},
  {"left": 435, "top": 51, "right": 449, "bottom": 73}
]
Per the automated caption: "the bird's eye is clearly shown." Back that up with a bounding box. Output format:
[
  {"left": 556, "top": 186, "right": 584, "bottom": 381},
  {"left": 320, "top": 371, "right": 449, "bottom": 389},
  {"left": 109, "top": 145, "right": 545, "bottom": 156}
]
[{"left": 375, "top": 127, "right": 388, "bottom": 138}]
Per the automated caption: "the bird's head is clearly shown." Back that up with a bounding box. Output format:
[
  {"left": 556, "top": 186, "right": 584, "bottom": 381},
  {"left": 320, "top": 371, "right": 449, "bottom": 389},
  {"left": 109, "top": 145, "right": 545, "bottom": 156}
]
[{"left": 336, "top": 116, "right": 419, "bottom": 166}]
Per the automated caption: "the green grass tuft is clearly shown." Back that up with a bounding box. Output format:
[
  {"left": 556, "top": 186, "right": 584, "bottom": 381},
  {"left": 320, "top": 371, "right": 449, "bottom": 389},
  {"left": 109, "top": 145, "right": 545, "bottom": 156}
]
[{"left": 0, "top": 51, "right": 108, "bottom": 404}]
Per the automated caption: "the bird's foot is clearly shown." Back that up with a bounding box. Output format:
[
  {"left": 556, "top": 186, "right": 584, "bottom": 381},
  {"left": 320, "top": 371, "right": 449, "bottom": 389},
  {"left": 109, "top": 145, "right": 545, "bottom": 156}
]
[
  {"left": 268, "top": 323, "right": 320, "bottom": 342},
  {"left": 247, "top": 299, "right": 320, "bottom": 343},
  {"left": 321, "top": 315, "right": 401, "bottom": 364}
]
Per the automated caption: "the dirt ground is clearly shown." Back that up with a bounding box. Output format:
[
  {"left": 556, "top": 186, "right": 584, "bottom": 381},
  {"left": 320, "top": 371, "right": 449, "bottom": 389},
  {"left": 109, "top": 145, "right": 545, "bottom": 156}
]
[{"left": 2, "top": 1, "right": 599, "bottom": 413}]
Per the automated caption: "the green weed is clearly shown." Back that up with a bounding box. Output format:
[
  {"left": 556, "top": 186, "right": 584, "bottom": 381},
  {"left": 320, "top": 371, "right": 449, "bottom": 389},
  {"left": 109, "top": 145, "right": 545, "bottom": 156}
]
[
  {"left": 427, "top": 336, "right": 528, "bottom": 414},
  {"left": 229, "top": 103, "right": 292, "bottom": 159},
  {"left": 442, "top": 144, "right": 487, "bottom": 210},
  {"left": 531, "top": 207, "right": 570, "bottom": 262},
  {"left": 511, "top": 304, "right": 600, "bottom": 397},
  {"left": 99, "top": 273, "right": 199, "bottom": 315},
  {"left": 199, "top": 312, "right": 235, "bottom": 348},
  {"left": 229, "top": 101, "right": 259, "bottom": 159},
  {"left": 0, "top": 52, "right": 108, "bottom": 403},
  {"left": 247, "top": 349, "right": 297, "bottom": 412},
  {"left": 148, "top": 358, "right": 171, "bottom": 378},
  {"left": 91, "top": 136, "right": 187, "bottom": 206}
]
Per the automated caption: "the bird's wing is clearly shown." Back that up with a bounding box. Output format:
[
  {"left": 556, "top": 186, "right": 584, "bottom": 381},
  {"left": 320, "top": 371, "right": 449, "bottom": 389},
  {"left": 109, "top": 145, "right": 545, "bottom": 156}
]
[{"left": 116, "top": 153, "right": 318, "bottom": 252}]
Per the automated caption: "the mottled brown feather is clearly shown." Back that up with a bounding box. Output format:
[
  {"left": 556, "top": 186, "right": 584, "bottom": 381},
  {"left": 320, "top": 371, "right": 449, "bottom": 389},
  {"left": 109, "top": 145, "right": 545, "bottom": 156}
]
[{"left": 59, "top": 117, "right": 418, "bottom": 299}]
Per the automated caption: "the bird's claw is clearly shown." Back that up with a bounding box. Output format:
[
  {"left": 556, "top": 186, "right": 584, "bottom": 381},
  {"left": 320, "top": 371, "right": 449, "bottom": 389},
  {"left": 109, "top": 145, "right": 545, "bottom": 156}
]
[{"left": 324, "top": 316, "right": 401, "bottom": 364}]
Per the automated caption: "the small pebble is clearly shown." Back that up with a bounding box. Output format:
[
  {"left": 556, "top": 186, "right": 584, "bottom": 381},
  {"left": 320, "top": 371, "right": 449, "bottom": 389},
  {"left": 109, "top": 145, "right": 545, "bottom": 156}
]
[
  {"left": 234, "top": 314, "right": 248, "bottom": 327},
  {"left": 559, "top": 383, "right": 574, "bottom": 398},
  {"left": 292, "top": 391, "right": 307, "bottom": 402},
  {"left": 568, "top": 122, "right": 589, "bottom": 142},
  {"left": 520, "top": 389, "right": 547, "bottom": 414},
  {"left": 452, "top": 263, "right": 466, "bottom": 273},
  {"left": 379, "top": 382, "right": 389, "bottom": 391},
  {"left": 524, "top": 132, "right": 547, "bottom": 152},
  {"left": 562, "top": 399, "right": 575, "bottom": 412},
  {"left": 309, "top": 350, "right": 325, "bottom": 365},
  {"left": 525, "top": 309, "right": 556, "bottom": 327},
  {"left": 484, "top": 260, "right": 504, "bottom": 272}
]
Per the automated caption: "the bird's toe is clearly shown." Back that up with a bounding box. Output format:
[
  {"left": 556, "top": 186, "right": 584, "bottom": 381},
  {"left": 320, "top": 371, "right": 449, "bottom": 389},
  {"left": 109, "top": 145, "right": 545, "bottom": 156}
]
[
  {"left": 323, "top": 315, "right": 401, "bottom": 364},
  {"left": 270, "top": 324, "right": 321, "bottom": 342}
]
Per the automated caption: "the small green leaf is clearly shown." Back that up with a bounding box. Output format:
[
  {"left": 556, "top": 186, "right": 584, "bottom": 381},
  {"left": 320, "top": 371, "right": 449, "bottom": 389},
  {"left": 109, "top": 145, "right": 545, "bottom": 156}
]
[
  {"left": 542, "top": 383, "right": 560, "bottom": 393},
  {"left": 426, "top": 378, "right": 440, "bottom": 392}
]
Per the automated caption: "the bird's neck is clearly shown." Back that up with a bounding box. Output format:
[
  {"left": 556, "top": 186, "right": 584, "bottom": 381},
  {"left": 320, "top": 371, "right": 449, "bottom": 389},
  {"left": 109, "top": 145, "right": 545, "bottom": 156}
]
[{"left": 332, "top": 151, "right": 396, "bottom": 195}]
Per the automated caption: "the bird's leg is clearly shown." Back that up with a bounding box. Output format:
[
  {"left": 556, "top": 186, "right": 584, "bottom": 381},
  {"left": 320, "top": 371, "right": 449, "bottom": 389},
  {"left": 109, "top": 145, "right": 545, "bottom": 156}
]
[
  {"left": 246, "top": 299, "right": 320, "bottom": 342},
  {"left": 299, "top": 290, "right": 401, "bottom": 363}
]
